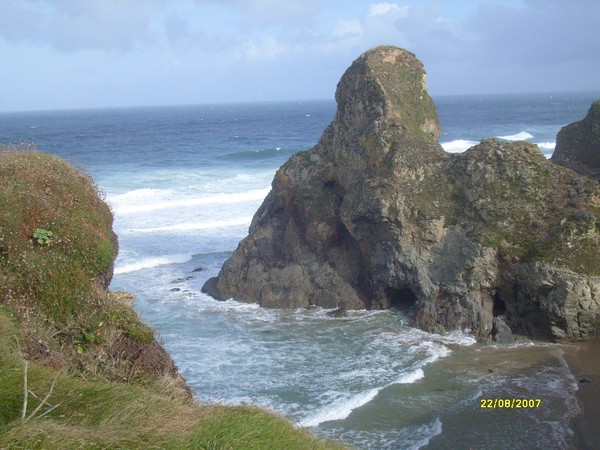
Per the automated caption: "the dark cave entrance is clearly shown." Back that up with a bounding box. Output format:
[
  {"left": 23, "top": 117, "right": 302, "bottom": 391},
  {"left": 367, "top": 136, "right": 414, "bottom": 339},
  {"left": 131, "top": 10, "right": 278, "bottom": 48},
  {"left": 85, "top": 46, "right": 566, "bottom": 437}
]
[
  {"left": 385, "top": 286, "right": 418, "bottom": 312},
  {"left": 493, "top": 292, "right": 507, "bottom": 317}
]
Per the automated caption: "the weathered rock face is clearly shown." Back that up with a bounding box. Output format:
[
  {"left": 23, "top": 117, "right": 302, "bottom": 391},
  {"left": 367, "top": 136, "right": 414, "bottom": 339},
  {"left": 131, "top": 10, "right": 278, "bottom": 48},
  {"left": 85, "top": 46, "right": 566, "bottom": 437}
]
[
  {"left": 203, "top": 46, "right": 600, "bottom": 342},
  {"left": 551, "top": 100, "right": 600, "bottom": 180}
]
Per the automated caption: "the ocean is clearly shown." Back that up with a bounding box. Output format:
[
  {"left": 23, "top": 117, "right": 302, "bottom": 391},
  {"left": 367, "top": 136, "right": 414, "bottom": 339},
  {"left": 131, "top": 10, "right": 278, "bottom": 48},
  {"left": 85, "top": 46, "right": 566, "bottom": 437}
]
[{"left": 1, "top": 91, "right": 598, "bottom": 449}]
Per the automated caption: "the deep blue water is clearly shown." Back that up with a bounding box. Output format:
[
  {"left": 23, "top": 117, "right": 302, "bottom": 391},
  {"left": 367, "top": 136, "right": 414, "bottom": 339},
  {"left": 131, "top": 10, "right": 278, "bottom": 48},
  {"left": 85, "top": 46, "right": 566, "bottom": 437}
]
[{"left": 1, "top": 91, "right": 598, "bottom": 449}]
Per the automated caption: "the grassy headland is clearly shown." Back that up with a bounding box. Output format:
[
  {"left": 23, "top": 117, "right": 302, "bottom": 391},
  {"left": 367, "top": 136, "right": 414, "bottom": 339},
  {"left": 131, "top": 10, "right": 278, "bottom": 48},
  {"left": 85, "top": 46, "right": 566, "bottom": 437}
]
[{"left": 0, "top": 146, "right": 341, "bottom": 449}]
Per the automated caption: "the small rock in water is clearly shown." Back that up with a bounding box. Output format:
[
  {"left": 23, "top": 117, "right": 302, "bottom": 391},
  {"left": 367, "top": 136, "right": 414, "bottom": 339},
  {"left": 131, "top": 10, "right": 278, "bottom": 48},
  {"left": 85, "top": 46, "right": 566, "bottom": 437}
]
[
  {"left": 171, "top": 276, "right": 193, "bottom": 284},
  {"left": 327, "top": 308, "right": 347, "bottom": 318},
  {"left": 580, "top": 377, "right": 592, "bottom": 383}
]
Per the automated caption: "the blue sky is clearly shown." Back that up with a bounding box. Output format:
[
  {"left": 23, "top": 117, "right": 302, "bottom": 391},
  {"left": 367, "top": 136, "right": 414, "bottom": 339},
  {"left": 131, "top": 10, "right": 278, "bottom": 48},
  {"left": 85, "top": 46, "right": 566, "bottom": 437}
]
[{"left": 1, "top": 0, "right": 598, "bottom": 111}]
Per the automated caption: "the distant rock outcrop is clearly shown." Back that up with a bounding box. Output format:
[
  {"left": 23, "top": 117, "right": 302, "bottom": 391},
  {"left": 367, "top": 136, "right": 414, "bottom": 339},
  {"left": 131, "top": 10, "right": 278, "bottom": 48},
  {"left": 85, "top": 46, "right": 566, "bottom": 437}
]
[
  {"left": 203, "top": 46, "right": 600, "bottom": 342},
  {"left": 552, "top": 99, "right": 600, "bottom": 180}
]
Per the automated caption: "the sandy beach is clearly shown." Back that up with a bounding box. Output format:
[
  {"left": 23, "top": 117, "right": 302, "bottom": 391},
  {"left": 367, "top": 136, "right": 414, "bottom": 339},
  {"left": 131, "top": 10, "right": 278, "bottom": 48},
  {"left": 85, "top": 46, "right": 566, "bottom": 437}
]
[{"left": 564, "top": 340, "right": 600, "bottom": 449}]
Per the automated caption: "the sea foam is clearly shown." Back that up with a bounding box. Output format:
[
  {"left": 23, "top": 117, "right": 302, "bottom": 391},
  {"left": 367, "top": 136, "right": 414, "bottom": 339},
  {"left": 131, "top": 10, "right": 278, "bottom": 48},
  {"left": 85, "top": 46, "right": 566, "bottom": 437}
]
[
  {"left": 408, "top": 418, "right": 443, "bottom": 450},
  {"left": 298, "top": 388, "right": 380, "bottom": 427},
  {"left": 496, "top": 131, "right": 534, "bottom": 141},
  {"left": 115, "top": 253, "right": 193, "bottom": 274},
  {"left": 126, "top": 216, "right": 253, "bottom": 234},
  {"left": 299, "top": 367, "right": 426, "bottom": 428},
  {"left": 111, "top": 188, "right": 270, "bottom": 215},
  {"left": 441, "top": 139, "right": 478, "bottom": 153}
]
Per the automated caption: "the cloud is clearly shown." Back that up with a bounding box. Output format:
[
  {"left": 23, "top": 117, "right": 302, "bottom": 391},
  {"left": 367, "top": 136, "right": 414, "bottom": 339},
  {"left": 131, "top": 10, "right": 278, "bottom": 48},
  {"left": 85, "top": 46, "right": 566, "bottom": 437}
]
[
  {"left": 468, "top": 1, "right": 600, "bottom": 65},
  {"left": 2, "top": 0, "right": 599, "bottom": 111},
  {"left": 238, "top": 36, "right": 287, "bottom": 60},
  {"left": 332, "top": 20, "right": 362, "bottom": 38},
  {"left": 0, "top": 0, "right": 45, "bottom": 43},
  {"left": 0, "top": 0, "right": 156, "bottom": 52},
  {"left": 207, "top": 0, "right": 320, "bottom": 26},
  {"left": 368, "top": 3, "right": 409, "bottom": 17}
]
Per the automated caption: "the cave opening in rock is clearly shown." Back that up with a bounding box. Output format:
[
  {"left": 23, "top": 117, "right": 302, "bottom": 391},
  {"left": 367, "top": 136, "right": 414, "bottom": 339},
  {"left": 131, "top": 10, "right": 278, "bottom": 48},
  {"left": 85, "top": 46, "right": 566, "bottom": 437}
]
[
  {"left": 323, "top": 180, "right": 336, "bottom": 189},
  {"left": 493, "top": 292, "right": 507, "bottom": 317},
  {"left": 385, "top": 286, "right": 417, "bottom": 312}
]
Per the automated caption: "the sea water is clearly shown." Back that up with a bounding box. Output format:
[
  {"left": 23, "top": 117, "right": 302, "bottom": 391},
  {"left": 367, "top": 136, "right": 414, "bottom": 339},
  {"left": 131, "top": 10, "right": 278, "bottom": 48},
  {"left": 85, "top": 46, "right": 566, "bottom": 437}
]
[{"left": 1, "top": 92, "right": 598, "bottom": 449}]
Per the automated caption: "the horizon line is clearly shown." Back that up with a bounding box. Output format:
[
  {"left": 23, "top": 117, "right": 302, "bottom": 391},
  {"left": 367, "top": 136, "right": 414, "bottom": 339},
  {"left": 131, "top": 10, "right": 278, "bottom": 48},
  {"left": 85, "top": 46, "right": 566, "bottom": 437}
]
[{"left": 1, "top": 89, "right": 599, "bottom": 115}]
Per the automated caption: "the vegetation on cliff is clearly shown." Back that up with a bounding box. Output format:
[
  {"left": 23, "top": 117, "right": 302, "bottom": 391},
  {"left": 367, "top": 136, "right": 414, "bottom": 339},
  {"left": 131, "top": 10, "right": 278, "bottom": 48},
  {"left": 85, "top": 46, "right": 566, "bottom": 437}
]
[{"left": 0, "top": 146, "right": 341, "bottom": 449}]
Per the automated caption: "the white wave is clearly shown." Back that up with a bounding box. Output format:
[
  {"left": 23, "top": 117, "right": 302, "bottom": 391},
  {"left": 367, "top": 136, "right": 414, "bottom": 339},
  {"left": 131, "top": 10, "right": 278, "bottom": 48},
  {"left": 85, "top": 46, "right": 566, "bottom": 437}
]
[
  {"left": 408, "top": 418, "right": 443, "bottom": 450},
  {"left": 441, "top": 139, "right": 478, "bottom": 153},
  {"left": 111, "top": 188, "right": 270, "bottom": 215},
  {"left": 298, "top": 388, "right": 379, "bottom": 428},
  {"left": 109, "top": 188, "right": 172, "bottom": 202},
  {"left": 299, "top": 367, "right": 426, "bottom": 428},
  {"left": 395, "top": 368, "right": 424, "bottom": 384},
  {"left": 128, "top": 216, "right": 253, "bottom": 233},
  {"left": 409, "top": 341, "right": 451, "bottom": 364},
  {"left": 536, "top": 141, "right": 556, "bottom": 151},
  {"left": 438, "top": 329, "right": 477, "bottom": 346},
  {"left": 115, "top": 253, "right": 193, "bottom": 274},
  {"left": 496, "top": 131, "right": 534, "bottom": 141}
]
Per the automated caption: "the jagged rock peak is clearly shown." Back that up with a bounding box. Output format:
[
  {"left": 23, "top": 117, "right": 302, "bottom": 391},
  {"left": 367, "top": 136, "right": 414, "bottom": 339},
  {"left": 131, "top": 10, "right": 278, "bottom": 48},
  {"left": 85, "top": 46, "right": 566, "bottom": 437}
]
[
  {"left": 202, "top": 47, "right": 600, "bottom": 343},
  {"left": 551, "top": 99, "right": 600, "bottom": 180},
  {"left": 334, "top": 46, "right": 441, "bottom": 143}
]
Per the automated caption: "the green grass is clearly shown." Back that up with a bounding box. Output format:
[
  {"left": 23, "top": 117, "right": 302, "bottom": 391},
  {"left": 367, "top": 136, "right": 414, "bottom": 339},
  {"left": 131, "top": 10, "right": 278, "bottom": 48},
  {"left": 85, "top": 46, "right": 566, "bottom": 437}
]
[
  {"left": 0, "top": 312, "right": 341, "bottom": 449},
  {"left": 0, "top": 147, "right": 343, "bottom": 449},
  {"left": 0, "top": 147, "right": 116, "bottom": 322}
]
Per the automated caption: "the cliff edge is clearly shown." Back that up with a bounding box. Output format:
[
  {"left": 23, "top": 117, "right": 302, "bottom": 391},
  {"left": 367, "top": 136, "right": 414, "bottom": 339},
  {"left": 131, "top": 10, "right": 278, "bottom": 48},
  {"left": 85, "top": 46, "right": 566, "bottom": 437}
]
[
  {"left": 0, "top": 147, "right": 187, "bottom": 390},
  {"left": 203, "top": 46, "right": 600, "bottom": 343},
  {"left": 0, "top": 147, "right": 337, "bottom": 449}
]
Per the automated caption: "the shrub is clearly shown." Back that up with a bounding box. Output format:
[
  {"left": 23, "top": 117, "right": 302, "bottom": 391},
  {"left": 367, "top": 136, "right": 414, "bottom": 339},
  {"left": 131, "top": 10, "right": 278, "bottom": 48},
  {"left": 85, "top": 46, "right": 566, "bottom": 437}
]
[{"left": 32, "top": 228, "right": 53, "bottom": 246}]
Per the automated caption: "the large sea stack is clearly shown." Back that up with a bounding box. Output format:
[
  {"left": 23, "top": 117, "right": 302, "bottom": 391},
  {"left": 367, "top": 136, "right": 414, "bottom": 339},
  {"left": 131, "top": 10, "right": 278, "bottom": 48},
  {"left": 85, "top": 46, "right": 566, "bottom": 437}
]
[{"left": 203, "top": 46, "right": 600, "bottom": 342}]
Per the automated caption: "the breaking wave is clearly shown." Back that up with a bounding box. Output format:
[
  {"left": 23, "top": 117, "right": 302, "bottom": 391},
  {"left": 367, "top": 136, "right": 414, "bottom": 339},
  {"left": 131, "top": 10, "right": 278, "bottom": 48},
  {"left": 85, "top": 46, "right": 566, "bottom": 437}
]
[
  {"left": 441, "top": 139, "right": 478, "bottom": 153},
  {"left": 496, "top": 131, "right": 534, "bottom": 141},
  {"left": 115, "top": 253, "right": 193, "bottom": 274}
]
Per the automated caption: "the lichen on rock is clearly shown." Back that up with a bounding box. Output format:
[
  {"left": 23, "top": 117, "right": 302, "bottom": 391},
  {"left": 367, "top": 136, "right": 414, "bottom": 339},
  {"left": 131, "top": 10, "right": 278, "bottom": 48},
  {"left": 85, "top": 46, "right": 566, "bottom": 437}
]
[{"left": 203, "top": 46, "right": 600, "bottom": 343}]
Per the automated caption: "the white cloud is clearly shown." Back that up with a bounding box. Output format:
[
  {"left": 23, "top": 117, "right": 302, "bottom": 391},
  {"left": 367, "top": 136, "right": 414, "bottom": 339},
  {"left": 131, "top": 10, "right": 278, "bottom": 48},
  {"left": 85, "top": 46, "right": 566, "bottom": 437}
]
[
  {"left": 0, "top": 0, "right": 156, "bottom": 52},
  {"left": 239, "top": 36, "right": 287, "bottom": 60},
  {"left": 332, "top": 20, "right": 363, "bottom": 38},
  {"left": 210, "top": 0, "right": 320, "bottom": 25},
  {"left": 367, "top": 3, "right": 409, "bottom": 17}
]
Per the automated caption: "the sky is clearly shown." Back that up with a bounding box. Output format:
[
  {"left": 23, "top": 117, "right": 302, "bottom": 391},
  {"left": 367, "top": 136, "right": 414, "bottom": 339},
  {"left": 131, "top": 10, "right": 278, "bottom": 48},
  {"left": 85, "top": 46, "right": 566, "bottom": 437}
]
[{"left": 0, "top": 0, "right": 599, "bottom": 112}]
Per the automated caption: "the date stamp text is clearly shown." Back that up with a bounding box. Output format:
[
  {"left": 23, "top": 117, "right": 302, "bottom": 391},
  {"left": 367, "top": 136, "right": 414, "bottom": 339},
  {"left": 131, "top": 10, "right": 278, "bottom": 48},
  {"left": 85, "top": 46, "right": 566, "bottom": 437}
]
[{"left": 480, "top": 398, "right": 541, "bottom": 409}]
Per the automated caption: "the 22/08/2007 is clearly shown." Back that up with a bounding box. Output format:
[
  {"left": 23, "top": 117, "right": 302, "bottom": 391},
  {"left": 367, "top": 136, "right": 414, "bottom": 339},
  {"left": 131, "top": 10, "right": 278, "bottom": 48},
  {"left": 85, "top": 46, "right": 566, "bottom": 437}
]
[{"left": 480, "top": 398, "right": 542, "bottom": 408}]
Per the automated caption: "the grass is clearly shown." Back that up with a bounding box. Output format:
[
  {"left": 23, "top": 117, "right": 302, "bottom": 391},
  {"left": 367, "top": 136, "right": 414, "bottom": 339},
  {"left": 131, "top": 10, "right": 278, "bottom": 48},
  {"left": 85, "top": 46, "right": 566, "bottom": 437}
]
[
  {"left": 0, "top": 147, "right": 343, "bottom": 449},
  {"left": 0, "top": 146, "right": 116, "bottom": 321},
  {"left": 0, "top": 312, "right": 340, "bottom": 449}
]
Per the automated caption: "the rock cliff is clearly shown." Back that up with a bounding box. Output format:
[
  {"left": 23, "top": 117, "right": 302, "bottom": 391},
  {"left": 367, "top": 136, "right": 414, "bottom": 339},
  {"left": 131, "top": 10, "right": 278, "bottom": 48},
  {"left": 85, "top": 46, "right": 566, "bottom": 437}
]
[
  {"left": 203, "top": 46, "right": 600, "bottom": 342},
  {"left": 551, "top": 99, "right": 600, "bottom": 180}
]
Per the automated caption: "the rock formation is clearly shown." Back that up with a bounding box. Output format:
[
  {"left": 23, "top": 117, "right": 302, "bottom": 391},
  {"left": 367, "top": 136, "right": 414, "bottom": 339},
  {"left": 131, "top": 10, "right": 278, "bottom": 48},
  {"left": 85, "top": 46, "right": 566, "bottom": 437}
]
[
  {"left": 551, "top": 99, "right": 600, "bottom": 180},
  {"left": 203, "top": 46, "right": 600, "bottom": 342}
]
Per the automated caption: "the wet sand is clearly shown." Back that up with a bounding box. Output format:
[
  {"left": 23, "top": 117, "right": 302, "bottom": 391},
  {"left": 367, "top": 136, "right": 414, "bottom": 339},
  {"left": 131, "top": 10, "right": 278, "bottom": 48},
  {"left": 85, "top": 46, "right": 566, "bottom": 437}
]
[{"left": 564, "top": 340, "right": 600, "bottom": 450}]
